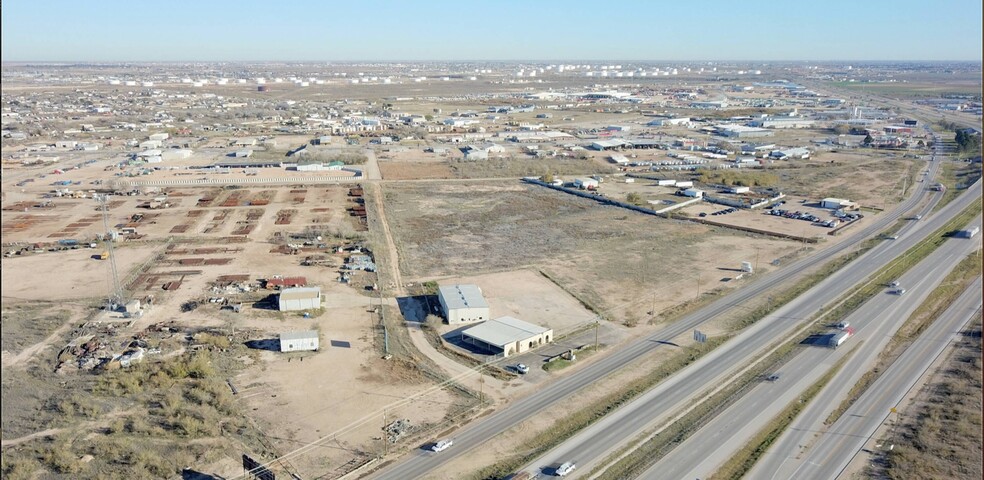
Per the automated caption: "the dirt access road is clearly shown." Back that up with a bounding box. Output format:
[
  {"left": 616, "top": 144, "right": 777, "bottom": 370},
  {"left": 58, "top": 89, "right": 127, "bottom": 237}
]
[{"left": 368, "top": 182, "right": 405, "bottom": 296}]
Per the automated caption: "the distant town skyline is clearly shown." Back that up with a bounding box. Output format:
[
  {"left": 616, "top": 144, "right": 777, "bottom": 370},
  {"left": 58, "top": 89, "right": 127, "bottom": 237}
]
[{"left": 2, "top": 0, "right": 982, "bottom": 62}]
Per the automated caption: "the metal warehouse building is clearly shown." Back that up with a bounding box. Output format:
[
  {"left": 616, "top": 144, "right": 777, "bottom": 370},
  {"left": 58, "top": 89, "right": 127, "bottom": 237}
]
[
  {"left": 278, "top": 287, "right": 322, "bottom": 311},
  {"left": 461, "top": 316, "right": 553, "bottom": 358},
  {"left": 438, "top": 284, "right": 490, "bottom": 324},
  {"left": 279, "top": 330, "right": 320, "bottom": 352}
]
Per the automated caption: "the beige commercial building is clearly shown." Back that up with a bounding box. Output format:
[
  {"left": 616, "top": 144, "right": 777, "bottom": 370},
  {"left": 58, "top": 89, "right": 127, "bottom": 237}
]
[{"left": 461, "top": 316, "right": 553, "bottom": 358}]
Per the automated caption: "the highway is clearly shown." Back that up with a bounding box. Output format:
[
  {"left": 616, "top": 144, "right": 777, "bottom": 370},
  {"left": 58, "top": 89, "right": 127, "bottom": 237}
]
[
  {"left": 786, "top": 275, "right": 983, "bottom": 480},
  {"left": 640, "top": 214, "right": 982, "bottom": 480},
  {"left": 368, "top": 136, "right": 959, "bottom": 479},
  {"left": 503, "top": 145, "right": 964, "bottom": 478}
]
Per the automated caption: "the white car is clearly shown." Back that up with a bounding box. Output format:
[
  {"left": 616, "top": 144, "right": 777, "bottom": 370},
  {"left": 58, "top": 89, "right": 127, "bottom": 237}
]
[
  {"left": 516, "top": 363, "right": 530, "bottom": 374},
  {"left": 893, "top": 288, "right": 907, "bottom": 296},
  {"left": 556, "top": 462, "right": 576, "bottom": 476},
  {"left": 432, "top": 439, "right": 453, "bottom": 452},
  {"left": 889, "top": 281, "right": 900, "bottom": 288}
]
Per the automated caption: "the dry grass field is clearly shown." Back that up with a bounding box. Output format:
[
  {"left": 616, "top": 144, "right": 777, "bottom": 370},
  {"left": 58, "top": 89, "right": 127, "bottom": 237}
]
[
  {"left": 873, "top": 315, "right": 983, "bottom": 480},
  {"left": 383, "top": 181, "right": 803, "bottom": 323}
]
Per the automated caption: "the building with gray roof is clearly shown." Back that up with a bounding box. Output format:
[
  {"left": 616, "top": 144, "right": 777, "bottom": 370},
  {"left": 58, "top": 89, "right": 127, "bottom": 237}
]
[
  {"left": 461, "top": 316, "right": 553, "bottom": 358},
  {"left": 438, "top": 284, "right": 490, "bottom": 324}
]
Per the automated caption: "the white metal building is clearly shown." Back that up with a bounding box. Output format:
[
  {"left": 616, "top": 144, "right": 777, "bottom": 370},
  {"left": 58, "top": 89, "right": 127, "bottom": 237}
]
[
  {"left": 461, "top": 316, "right": 553, "bottom": 357},
  {"left": 278, "top": 287, "right": 322, "bottom": 311},
  {"left": 714, "top": 124, "right": 774, "bottom": 138},
  {"left": 279, "top": 330, "right": 319, "bottom": 352},
  {"left": 820, "top": 198, "right": 855, "bottom": 210},
  {"left": 438, "top": 284, "right": 490, "bottom": 324},
  {"left": 574, "top": 178, "right": 599, "bottom": 189}
]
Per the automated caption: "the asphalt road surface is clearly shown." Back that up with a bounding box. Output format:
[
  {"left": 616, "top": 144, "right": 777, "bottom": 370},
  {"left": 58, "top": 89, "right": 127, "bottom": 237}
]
[
  {"left": 786, "top": 275, "right": 982, "bottom": 480},
  {"left": 369, "top": 150, "right": 964, "bottom": 480},
  {"left": 642, "top": 215, "right": 981, "bottom": 480}
]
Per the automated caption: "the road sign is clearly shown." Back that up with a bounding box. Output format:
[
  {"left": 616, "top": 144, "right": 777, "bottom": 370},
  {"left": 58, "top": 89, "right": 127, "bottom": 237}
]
[{"left": 693, "top": 330, "right": 707, "bottom": 343}]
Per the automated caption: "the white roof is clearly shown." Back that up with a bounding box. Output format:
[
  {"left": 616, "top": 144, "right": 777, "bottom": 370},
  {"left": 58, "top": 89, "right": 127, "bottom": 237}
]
[
  {"left": 280, "top": 330, "right": 319, "bottom": 341},
  {"left": 279, "top": 287, "right": 321, "bottom": 300},
  {"left": 438, "top": 284, "right": 488, "bottom": 310},
  {"left": 715, "top": 124, "right": 769, "bottom": 133},
  {"left": 462, "top": 316, "right": 551, "bottom": 348}
]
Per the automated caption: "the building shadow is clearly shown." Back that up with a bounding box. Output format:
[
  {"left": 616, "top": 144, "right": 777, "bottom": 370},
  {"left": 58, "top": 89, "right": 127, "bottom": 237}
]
[
  {"left": 181, "top": 469, "right": 222, "bottom": 480},
  {"left": 396, "top": 295, "right": 439, "bottom": 323},
  {"left": 244, "top": 338, "right": 280, "bottom": 351}
]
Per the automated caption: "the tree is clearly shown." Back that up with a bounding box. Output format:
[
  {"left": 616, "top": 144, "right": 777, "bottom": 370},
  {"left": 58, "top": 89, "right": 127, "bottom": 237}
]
[{"left": 626, "top": 192, "right": 643, "bottom": 205}]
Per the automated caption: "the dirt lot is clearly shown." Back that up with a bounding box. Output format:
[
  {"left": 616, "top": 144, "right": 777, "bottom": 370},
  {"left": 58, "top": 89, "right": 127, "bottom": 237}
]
[
  {"left": 382, "top": 181, "right": 804, "bottom": 324},
  {"left": 0, "top": 178, "right": 449, "bottom": 479},
  {"left": 433, "top": 269, "right": 600, "bottom": 338},
  {"left": 379, "top": 161, "right": 455, "bottom": 180},
  {"left": 773, "top": 153, "right": 917, "bottom": 208},
  {"left": 1, "top": 244, "right": 160, "bottom": 300}
]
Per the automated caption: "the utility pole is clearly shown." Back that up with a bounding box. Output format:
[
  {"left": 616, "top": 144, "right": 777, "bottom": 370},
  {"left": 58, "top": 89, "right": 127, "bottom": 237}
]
[
  {"left": 696, "top": 273, "right": 701, "bottom": 300},
  {"left": 650, "top": 290, "right": 657, "bottom": 317},
  {"left": 594, "top": 321, "right": 599, "bottom": 350},
  {"left": 99, "top": 195, "right": 123, "bottom": 310},
  {"left": 382, "top": 408, "right": 388, "bottom": 457},
  {"left": 478, "top": 365, "right": 485, "bottom": 405}
]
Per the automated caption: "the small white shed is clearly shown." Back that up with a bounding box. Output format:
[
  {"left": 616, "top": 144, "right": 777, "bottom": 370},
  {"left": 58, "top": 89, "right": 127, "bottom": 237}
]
[{"left": 279, "top": 330, "right": 319, "bottom": 352}]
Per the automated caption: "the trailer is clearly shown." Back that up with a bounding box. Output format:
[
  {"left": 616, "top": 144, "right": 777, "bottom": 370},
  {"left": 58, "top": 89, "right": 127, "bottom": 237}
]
[
  {"left": 829, "top": 327, "right": 854, "bottom": 348},
  {"left": 956, "top": 226, "right": 979, "bottom": 238}
]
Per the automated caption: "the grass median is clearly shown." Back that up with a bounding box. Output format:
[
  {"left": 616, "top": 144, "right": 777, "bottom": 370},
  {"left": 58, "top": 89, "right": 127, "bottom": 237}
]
[
  {"left": 708, "top": 346, "right": 855, "bottom": 480},
  {"left": 825, "top": 247, "right": 982, "bottom": 426}
]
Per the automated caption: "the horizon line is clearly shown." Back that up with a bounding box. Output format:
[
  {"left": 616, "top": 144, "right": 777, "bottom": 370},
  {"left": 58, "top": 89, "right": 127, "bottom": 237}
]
[{"left": 2, "top": 59, "right": 982, "bottom": 65}]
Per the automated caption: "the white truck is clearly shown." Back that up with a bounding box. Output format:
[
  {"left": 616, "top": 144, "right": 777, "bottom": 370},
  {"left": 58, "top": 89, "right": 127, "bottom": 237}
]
[{"left": 829, "top": 330, "right": 851, "bottom": 348}]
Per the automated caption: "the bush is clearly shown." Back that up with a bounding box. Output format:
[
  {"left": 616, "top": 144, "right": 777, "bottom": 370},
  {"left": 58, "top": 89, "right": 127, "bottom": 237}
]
[
  {"left": 1, "top": 455, "right": 39, "bottom": 480},
  {"left": 42, "top": 442, "right": 81, "bottom": 474}
]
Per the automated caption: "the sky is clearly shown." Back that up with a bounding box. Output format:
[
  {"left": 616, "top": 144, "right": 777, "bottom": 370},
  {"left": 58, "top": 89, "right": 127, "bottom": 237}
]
[{"left": 2, "top": 0, "right": 981, "bottom": 62}]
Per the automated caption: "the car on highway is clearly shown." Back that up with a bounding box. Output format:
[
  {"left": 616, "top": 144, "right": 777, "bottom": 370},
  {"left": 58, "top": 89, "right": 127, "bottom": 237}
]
[
  {"left": 914, "top": 214, "right": 923, "bottom": 220},
  {"left": 556, "top": 461, "right": 576, "bottom": 476},
  {"left": 889, "top": 281, "right": 900, "bottom": 288},
  {"left": 516, "top": 363, "right": 530, "bottom": 374},
  {"left": 766, "top": 373, "right": 782, "bottom": 382},
  {"left": 892, "top": 288, "right": 907, "bottom": 296},
  {"left": 431, "top": 439, "right": 453, "bottom": 452}
]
